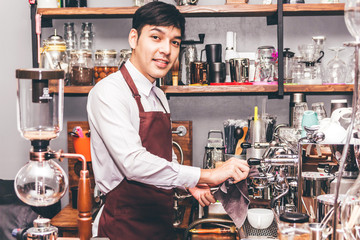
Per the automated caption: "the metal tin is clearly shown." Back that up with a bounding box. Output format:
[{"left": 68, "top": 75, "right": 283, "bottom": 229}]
[{"left": 302, "top": 172, "right": 335, "bottom": 197}]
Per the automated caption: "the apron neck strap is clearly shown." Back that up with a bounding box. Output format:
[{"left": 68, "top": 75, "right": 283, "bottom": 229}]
[{"left": 120, "top": 64, "right": 145, "bottom": 113}]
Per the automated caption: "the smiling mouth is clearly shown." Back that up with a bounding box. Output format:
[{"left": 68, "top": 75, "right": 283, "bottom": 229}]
[{"left": 153, "top": 59, "right": 169, "bottom": 68}]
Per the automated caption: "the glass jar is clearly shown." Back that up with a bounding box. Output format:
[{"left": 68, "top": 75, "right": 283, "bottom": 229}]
[
  {"left": 40, "top": 34, "right": 68, "bottom": 71},
  {"left": 94, "top": 49, "right": 118, "bottom": 84},
  {"left": 69, "top": 49, "right": 94, "bottom": 86},
  {"left": 118, "top": 49, "right": 132, "bottom": 68},
  {"left": 278, "top": 212, "right": 310, "bottom": 240}
]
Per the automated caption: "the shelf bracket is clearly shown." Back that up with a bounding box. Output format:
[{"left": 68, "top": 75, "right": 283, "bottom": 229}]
[
  {"left": 41, "top": 17, "right": 53, "bottom": 28},
  {"left": 266, "top": 13, "right": 278, "bottom": 26}
]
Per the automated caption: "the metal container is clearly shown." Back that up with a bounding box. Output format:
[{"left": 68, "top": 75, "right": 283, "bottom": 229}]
[
  {"left": 302, "top": 172, "right": 335, "bottom": 197},
  {"left": 26, "top": 218, "right": 58, "bottom": 240},
  {"left": 316, "top": 194, "right": 346, "bottom": 223},
  {"left": 229, "top": 58, "right": 250, "bottom": 82}
]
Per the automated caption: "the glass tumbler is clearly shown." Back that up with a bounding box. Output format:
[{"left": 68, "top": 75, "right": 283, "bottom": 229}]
[
  {"left": 312, "top": 102, "right": 327, "bottom": 122},
  {"left": 293, "top": 102, "right": 308, "bottom": 132}
]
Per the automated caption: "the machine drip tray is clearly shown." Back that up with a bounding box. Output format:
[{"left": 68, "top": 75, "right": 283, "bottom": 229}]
[{"left": 242, "top": 218, "right": 278, "bottom": 239}]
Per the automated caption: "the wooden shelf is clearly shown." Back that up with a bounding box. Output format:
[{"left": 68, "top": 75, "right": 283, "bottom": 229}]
[
  {"left": 64, "top": 84, "right": 354, "bottom": 95},
  {"left": 161, "top": 85, "right": 278, "bottom": 94},
  {"left": 37, "top": 3, "right": 344, "bottom": 19},
  {"left": 283, "top": 3, "right": 344, "bottom": 16},
  {"left": 37, "top": 4, "right": 277, "bottom": 18},
  {"left": 64, "top": 86, "right": 92, "bottom": 94},
  {"left": 284, "top": 84, "right": 353, "bottom": 93}
]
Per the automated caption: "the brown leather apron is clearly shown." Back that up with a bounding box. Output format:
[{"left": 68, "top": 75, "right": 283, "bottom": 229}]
[{"left": 97, "top": 65, "right": 175, "bottom": 240}]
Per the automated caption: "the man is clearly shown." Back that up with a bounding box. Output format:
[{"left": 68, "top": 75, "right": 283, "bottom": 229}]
[{"left": 87, "top": 2, "right": 250, "bottom": 239}]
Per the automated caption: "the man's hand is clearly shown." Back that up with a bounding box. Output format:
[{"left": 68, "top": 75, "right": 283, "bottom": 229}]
[
  {"left": 198, "top": 157, "right": 250, "bottom": 186},
  {"left": 188, "top": 184, "right": 216, "bottom": 207}
]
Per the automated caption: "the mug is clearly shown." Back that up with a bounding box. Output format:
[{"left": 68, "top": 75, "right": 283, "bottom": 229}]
[
  {"left": 190, "top": 61, "right": 208, "bottom": 85},
  {"left": 208, "top": 62, "right": 225, "bottom": 83},
  {"left": 204, "top": 44, "right": 222, "bottom": 63}
]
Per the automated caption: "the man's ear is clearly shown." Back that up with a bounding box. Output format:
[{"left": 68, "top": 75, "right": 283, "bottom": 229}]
[{"left": 128, "top": 28, "right": 138, "bottom": 49}]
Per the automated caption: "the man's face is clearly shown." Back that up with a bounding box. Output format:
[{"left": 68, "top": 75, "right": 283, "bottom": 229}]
[{"left": 128, "top": 25, "right": 182, "bottom": 83}]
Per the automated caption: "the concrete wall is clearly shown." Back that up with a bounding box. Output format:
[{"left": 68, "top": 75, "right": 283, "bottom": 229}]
[{"left": 0, "top": 1, "right": 354, "bottom": 208}]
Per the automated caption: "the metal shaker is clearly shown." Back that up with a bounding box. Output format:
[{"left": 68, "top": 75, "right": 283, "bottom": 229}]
[{"left": 229, "top": 58, "right": 250, "bottom": 82}]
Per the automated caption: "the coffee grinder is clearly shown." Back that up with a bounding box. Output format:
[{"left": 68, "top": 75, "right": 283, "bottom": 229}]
[{"left": 14, "top": 69, "right": 92, "bottom": 240}]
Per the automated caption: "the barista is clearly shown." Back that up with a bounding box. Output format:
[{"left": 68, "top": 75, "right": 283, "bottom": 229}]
[{"left": 87, "top": 2, "right": 250, "bottom": 239}]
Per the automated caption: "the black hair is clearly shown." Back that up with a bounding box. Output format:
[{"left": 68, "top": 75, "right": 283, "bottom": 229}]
[{"left": 132, "top": 1, "right": 185, "bottom": 38}]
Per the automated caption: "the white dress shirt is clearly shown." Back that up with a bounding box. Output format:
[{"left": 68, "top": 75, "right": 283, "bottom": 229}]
[{"left": 87, "top": 60, "right": 201, "bottom": 195}]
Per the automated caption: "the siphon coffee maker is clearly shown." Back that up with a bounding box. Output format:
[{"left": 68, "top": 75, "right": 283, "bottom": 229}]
[
  {"left": 15, "top": 68, "right": 92, "bottom": 239},
  {"left": 298, "top": 44, "right": 323, "bottom": 84}
]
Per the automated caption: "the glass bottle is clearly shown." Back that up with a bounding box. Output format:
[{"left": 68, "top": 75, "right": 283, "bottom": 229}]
[
  {"left": 80, "top": 22, "right": 94, "bottom": 52},
  {"left": 292, "top": 56, "right": 304, "bottom": 84},
  {"left": 94, "top": 49, "right": 118, "bottom": 84},
  {"left": 63, "top": 22, "right": 77, "bottom": 58},
  {"left": 69, "top": 49, "right": 94, "bottom": 86}
]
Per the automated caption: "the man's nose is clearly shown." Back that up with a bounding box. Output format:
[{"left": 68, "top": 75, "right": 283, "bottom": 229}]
[{"left": 159, "top": 41, "right": 171, "bottom": 55}]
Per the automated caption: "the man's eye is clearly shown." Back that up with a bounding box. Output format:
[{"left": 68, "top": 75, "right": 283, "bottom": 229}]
[
  {"left": 173, "top": 41, "right": 180, "bottom": 46},
  {"left": 152, "top": 36, "right": 159, "bottom": 40}
]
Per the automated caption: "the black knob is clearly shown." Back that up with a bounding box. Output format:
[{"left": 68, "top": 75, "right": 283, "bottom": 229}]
[
  {"left": 247, "top": 158, "right": 261, "bottom": 166},
  {"left": 241, "top": 142, "right": 252, "bottom": 149}
]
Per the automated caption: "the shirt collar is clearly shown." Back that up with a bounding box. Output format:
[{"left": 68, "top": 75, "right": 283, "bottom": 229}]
[{"left": 124, "top": 60, "right": 155, "bottom": 97}]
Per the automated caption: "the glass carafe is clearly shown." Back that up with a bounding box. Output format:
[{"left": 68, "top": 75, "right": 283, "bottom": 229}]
[
  {"left": 16, "top": 69, "right": 64, "bottom": 141},
  {"left": 284, "top": 48, "right": 295, "bottom": 83}
]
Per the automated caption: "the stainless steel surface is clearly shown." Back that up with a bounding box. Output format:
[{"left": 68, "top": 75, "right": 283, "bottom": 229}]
[
  {"left": 229, "top": 58, "right": 250, "bottom": 82},
  {"left": 172, "top": 125, "right": 187, "bottom": 137},
  {"left": 26, "top": 218, "right": 58, "bottom": 240}
]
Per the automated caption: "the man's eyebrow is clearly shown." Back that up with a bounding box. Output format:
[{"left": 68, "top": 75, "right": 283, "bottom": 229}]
[{"left": 150, "top": 27, "right": 182, "bottom": 40}]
